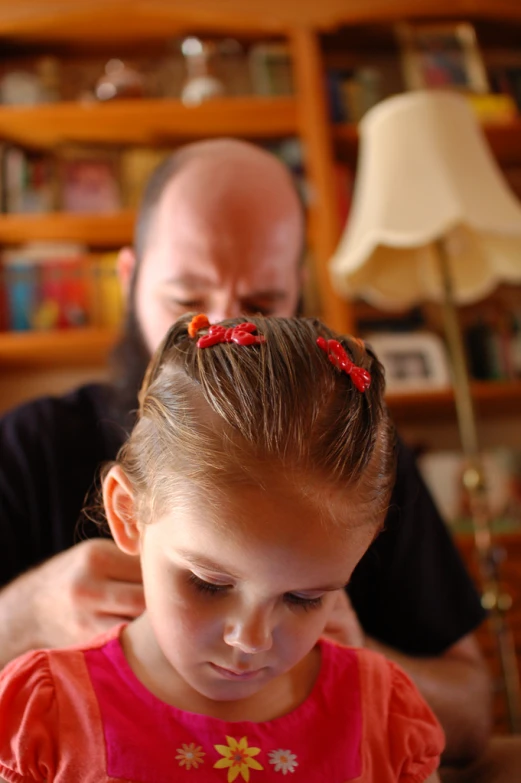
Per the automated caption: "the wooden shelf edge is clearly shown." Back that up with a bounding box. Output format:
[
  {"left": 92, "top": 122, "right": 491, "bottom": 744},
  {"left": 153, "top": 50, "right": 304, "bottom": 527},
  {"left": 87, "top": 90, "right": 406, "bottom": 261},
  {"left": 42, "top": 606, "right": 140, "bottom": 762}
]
[
  {"left": 0, "top": 328, "right": 119, "bottom": 368},
  {"left": 0, "top": 96, "right": 298, "bottom": 148},
  {"left": 386, "top": 380, "right": 521, "bottom": 421},
  {"left": 3, "top": 1, "right": 521, "bottom": 43},
  {"left": 0, "top": 211, "right": 135, "bottom": 246}
]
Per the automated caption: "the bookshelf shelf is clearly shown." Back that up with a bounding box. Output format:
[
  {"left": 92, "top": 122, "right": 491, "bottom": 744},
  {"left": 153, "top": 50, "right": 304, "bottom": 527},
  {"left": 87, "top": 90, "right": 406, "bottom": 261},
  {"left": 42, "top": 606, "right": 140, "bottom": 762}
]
[
  {"left": 386, "top": 380, "right": 521, "bottom": 423},
  {"left": 0, "top": 211, "right": 135, "bottom": 246},
  {"left": 333, "top": 118, "right": 521, "bottom": 165},
  {"left": 2, "top": 1, "right": 521, "bottom": 44},
  {"left": 0, "top": 328, "right": 119, "bottom": 368},
  {"left": 0, "top": 96, "right": 298, "bottom": 148}
]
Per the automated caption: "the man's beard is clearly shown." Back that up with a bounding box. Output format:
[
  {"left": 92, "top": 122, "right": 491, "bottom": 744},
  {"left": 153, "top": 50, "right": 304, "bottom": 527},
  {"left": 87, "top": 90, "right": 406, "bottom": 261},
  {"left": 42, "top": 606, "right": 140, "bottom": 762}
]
[{"left": 107, "top": 305, "right": 151, "bottom": 433}]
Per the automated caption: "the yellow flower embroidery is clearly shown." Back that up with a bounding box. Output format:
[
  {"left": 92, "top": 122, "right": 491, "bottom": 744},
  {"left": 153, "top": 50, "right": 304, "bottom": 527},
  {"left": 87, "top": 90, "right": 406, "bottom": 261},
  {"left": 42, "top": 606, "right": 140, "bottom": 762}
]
[
  {"left": 175, "top": 742, "right": 206, "bottom": 770},
  {"left": 214, "top": 736, "right": 263, "bottom": 782}
]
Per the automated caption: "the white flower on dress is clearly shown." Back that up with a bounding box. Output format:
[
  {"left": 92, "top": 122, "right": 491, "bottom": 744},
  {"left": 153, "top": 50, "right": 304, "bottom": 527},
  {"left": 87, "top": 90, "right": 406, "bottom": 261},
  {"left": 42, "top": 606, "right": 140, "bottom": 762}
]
[
  {"left": 175, "top": 742, "right": 205, "bottom": 770},
  {"left": 268, "top": 749, "right": 298, "bottom": 774}
]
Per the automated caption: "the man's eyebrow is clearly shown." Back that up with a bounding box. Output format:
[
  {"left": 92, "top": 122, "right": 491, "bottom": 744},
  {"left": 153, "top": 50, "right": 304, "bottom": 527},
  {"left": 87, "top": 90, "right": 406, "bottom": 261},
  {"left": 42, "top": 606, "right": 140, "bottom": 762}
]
[
  {"left": 241, "top": 290, "right": 288, "bottom": 302},
  {"left": 178, "top": 550, "right": 346, "bottom": 591}
]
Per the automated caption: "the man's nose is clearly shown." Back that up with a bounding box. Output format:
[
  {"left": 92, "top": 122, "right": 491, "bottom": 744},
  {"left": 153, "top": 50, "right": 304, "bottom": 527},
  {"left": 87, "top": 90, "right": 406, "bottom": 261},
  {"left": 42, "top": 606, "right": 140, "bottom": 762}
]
[
  {"left": 223, "top": 606, "right": 274, "bottom": 654},
  {"left": 208, "top": 292, "right": 242, "bottom": 323}
]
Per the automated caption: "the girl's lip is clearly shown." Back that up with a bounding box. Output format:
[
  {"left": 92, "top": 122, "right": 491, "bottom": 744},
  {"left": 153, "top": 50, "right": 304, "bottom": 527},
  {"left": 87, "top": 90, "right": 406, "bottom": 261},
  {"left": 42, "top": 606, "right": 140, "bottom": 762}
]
[{"left": 210, "top": 663, "right": 264, "bottom": 681}]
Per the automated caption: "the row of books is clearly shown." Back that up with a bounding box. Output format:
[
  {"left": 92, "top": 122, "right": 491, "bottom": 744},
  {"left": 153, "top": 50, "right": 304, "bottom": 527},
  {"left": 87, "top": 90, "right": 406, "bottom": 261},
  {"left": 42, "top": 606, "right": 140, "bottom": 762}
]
[
  {"left": 326, "top": 64, "right": 520, "bottom": 125},
  {"left": 465, "top": 311, "right": 521, "bottom": 382},
  {"left": 0, "top": 138, "right": 306, "bottom": 215},
  {"left": 327, "top": 68, "right": 385, "bottom": 124},
  {"left": 0, "top": 144, "right": 173, "bottom": 214},
  {"left": 0, "top": 244, "right": 123, "bottom": 332}
]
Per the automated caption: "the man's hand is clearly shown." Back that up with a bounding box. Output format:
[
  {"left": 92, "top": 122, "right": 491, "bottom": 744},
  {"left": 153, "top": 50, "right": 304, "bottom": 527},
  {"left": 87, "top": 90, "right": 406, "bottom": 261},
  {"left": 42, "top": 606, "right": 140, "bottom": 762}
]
[
  {"left": 322, "top": 589, "right": 365, "bottom": 648},
  {"left": 0, "top": 540, "right": 145, "bottom": 667}
]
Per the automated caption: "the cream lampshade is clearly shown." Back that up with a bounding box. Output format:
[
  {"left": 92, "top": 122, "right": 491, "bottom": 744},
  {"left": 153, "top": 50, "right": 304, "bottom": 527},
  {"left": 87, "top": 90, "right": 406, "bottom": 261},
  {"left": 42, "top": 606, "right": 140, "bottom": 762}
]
[
  {"left": 329, "top": 90, "right": 521, "bottom": 732},
  {"left": 330, "top": 90, "right": 521, "bottom": 308}
]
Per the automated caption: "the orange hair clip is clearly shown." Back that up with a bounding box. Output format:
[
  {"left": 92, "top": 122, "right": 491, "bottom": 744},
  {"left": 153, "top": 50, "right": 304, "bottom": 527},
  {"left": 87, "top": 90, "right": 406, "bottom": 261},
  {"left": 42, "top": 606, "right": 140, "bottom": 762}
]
[{"left": 188, "top": 314, "right": 210, "bottom": 338}]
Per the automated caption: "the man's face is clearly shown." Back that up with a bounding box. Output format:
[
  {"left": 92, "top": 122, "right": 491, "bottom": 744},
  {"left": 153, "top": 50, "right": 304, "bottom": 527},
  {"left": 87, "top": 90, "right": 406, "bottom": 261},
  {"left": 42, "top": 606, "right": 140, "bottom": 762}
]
[{"left": 128, "top": 163, "right": 303, "bottom": 355}]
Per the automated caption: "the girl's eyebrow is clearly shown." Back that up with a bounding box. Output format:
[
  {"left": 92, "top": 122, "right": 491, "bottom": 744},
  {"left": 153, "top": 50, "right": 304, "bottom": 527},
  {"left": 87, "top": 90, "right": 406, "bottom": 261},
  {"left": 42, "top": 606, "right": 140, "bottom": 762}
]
[{"left": 177, "top": 549, "right": 347, "bottom": 592}]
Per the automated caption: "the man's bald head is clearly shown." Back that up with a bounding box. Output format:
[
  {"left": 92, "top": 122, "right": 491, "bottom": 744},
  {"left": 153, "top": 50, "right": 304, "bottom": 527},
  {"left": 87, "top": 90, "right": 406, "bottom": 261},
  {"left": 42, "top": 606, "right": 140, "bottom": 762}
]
[{"left": 134, "top": 139, "right": 304, "bottom": 266}]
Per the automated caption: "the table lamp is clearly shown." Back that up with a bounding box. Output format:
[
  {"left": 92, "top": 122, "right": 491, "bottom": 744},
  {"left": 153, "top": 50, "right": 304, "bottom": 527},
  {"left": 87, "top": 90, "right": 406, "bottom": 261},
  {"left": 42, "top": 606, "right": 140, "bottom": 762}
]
[{"left": 330, "top": 90, "right": 521, "bottom": 731}]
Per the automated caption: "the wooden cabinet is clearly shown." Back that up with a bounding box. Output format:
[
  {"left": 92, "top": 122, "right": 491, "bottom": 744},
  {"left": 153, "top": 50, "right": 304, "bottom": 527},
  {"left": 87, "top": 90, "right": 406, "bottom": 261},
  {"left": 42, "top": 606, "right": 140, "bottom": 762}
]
[{"left": 1, "top": 1, "right": 521, "bottom": 427}]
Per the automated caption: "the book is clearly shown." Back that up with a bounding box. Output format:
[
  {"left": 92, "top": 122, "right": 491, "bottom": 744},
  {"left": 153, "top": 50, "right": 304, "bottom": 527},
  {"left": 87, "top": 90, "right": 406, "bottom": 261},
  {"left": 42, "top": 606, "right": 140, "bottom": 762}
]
[
  {"left": 89, "top": 252, "right": 124, "bottom": 328},
  {"left": 58, "top": 148, "right": 121, "bottom": 213},
  {"left": 1, "top": 146, "right": 56, "bottom": 214},
  {"left": 249, "top": 43, "right": 294, "bottom": 96},
  {"left": 3, "top": 243, "right": 89, "bottom": 331}
]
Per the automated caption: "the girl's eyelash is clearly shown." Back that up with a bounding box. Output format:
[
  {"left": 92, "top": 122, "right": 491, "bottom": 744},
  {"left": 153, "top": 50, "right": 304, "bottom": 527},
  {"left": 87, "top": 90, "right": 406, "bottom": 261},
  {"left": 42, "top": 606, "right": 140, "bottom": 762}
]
[
  {"left": 188, "top": 573, "right": 230, "bottom": 595},
  {"left": 188, "top": 573, "right": 323, "bottom": 610},
  {"left": 284, "top": 594, "right": 324, "bottom": 611}
]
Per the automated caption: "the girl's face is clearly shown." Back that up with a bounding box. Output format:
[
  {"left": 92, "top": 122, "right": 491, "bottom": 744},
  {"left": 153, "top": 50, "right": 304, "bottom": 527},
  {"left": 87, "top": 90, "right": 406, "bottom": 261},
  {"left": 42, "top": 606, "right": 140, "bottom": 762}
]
[{"left": 111, "top": 474, "right": 376, "bottom": 709}]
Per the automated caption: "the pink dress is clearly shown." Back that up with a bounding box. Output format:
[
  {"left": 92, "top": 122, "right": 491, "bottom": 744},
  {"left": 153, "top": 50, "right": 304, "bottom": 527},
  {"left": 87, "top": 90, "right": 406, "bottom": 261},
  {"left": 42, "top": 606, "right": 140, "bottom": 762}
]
[{"left": 0, "top": 625, "right": 444, "bottom": 782}]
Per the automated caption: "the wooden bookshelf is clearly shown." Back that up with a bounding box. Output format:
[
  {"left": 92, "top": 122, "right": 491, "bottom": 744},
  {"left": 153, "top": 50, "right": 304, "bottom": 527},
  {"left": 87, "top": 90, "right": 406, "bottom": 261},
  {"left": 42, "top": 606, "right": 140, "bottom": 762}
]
[
  {"left": 0, "top": 96, "right": 298, "bottom": 148},
  {"left": 386, "top": 381, "right": 521, "bottom": 424},
  {"left": 0, "top": 328, "right": 119, "bottom": 368},
  {"left": 0, "top": 2, "right": 521, "bottom": 424},
  {"left": 333, "top": 118, "right": 521, "bottom": 166},
  {"left": 0, "top": 211, "right": 135, "bottom": 246}
]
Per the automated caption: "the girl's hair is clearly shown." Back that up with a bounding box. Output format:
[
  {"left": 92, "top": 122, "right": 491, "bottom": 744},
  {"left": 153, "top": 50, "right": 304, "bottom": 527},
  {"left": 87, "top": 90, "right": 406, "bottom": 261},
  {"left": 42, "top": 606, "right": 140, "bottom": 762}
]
[{"left": 115, "top": 314, "right": 396, "bottom": 528}]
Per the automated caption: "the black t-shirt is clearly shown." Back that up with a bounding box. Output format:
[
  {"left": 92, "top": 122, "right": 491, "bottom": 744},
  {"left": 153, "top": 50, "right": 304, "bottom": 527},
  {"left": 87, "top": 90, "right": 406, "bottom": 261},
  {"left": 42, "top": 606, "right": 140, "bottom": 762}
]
[{"left": 0, "top": 383, "right": 486, "bottom": 656}]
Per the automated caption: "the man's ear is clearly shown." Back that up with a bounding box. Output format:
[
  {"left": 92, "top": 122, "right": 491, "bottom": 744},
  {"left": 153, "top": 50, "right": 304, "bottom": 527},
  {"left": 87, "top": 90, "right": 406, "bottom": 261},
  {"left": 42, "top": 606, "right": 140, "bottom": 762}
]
[
  {"left": 103, "top": 465, "right": 140, "bottom": 555},
  {"left": 117, "top": 246, "right": 137, "bottom": 300}
]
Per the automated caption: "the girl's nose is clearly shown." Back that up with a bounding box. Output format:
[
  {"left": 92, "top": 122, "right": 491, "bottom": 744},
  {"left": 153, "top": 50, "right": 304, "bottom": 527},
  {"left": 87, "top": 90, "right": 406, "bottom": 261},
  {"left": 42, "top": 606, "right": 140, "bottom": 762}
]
[{"left": 223, "top": 610, "right": 273, "bottom": 654}]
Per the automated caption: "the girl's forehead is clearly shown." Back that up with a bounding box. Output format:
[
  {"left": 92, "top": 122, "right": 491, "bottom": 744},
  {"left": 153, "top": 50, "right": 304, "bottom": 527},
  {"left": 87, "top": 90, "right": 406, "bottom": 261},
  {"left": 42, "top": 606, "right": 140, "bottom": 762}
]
[{"left": 150, "top": 482, "right": 376, "bottom": 587}]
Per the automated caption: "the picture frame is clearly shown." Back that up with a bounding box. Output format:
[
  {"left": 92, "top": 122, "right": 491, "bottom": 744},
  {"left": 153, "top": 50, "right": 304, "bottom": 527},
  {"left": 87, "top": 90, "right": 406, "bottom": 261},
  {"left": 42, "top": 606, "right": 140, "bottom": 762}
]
[
  {"left": 396, "top": 22, "right": 489, "bottom": 94},
  {"left": 366, "top": 331, "right": 451, "bottom": 392}
]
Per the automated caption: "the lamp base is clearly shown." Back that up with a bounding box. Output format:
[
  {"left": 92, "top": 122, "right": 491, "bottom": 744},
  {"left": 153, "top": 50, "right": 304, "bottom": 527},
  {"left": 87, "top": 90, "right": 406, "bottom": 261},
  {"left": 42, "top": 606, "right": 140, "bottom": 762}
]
[{"left": 437, "top": 239, "right": 521, "bottom": 733}]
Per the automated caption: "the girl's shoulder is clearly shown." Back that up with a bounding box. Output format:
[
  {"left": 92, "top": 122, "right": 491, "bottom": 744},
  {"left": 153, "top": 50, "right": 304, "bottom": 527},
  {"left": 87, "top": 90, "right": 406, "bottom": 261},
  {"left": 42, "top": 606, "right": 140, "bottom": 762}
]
[
  {"left": 0, "top": 648, "right": 60, "bottom": 781},
  {"left": 0, "top": 629, "right": 122, "bottom": 783},
  {"left": 325, "top": 642, "right": 445, "bottom": 781}
]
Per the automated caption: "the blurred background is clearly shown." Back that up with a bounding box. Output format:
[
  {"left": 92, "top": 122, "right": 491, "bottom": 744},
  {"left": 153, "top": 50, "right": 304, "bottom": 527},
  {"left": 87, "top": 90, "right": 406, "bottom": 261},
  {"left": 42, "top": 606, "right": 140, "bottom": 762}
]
[{"left": 0, "top": 0, "right": 521, "bottom": 730}]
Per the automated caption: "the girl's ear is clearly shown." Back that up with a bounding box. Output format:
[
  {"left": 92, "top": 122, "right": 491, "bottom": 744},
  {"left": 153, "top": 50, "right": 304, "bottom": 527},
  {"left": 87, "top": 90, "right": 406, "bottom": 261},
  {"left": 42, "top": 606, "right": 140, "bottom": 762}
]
[{"left": 103, "top": 465, "right": 140, "bottom": 555}]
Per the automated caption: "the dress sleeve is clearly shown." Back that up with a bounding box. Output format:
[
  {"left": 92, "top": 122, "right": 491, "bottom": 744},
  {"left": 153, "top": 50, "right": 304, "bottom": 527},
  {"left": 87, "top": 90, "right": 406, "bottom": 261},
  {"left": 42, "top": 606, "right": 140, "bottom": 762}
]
[
  {"left": 348, "top": 435, "right": 486, "bottom": 656},
  {"left": 387, "top": 662, "right": 445, "bottom": 783},
  {"left": 0, "top": 651, "right": 58, "bottom": 782}
]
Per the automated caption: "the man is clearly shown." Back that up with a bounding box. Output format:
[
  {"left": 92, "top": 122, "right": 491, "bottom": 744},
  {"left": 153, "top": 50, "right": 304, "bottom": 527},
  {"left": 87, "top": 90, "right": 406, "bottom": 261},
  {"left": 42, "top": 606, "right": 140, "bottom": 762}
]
[{"left": 0, "top": 140, "right": 491, "bottom": 766}]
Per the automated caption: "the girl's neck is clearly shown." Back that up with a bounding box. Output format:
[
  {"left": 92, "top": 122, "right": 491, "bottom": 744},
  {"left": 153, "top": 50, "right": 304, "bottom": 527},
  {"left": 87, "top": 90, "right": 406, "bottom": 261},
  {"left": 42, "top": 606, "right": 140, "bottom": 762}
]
[{"left": 121, "top": 615, "right": 321, "bottom": 722}]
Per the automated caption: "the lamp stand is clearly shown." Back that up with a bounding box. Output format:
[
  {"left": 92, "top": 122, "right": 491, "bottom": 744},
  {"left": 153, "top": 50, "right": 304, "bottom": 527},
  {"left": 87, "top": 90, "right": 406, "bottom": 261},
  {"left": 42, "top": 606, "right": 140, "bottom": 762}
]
[{"left": 436, "top": 238, "right": 521, "bottom": 733}]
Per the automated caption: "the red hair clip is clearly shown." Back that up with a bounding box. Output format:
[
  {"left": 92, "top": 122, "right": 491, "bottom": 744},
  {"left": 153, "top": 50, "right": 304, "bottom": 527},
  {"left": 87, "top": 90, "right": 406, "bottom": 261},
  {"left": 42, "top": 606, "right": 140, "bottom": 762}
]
[
  {"left": 317, "top": 337, "right": 371, "bottom": 392},
  {"left": 188, "top": 314, "right": 266, "bottom": 348}
]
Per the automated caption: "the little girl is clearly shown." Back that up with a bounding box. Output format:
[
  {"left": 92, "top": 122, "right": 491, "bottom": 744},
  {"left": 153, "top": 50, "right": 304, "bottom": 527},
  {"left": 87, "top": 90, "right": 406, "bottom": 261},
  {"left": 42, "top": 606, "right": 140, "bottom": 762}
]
[{"left": 0, "top": 314, "right": 444, "bottom": 782}]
